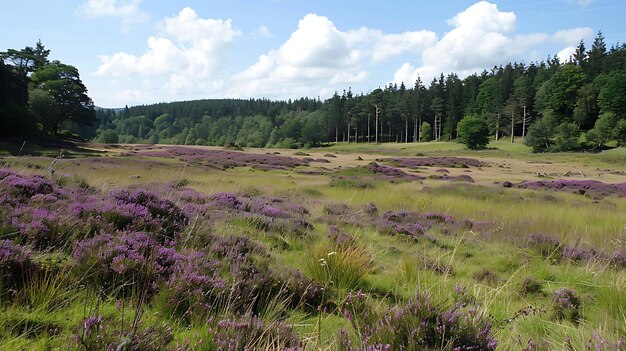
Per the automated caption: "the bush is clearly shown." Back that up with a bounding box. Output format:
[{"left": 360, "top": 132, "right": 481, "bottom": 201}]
[
  {"left": 553, "top": 122, "right": 580, "bottom": 151},
  {"left": 551, "top": 288, "right": 581, "bottom": 323},
  {"left": 0, "top": 240, "right": 37, "bottom": 298},
  {"left": 338, "top": 292, "right": 498, "bottom": 351},
  {"left": 520, "top": 275, "right": 543, "bottom": 296},
  {"left": 457, "top": 116, "right": 490, "bottom": 149},
  {"left": 420, "top": 122, "right": 433, "bottom": 142},
  {"left": 525, "top": 115, "right": 557, "bottom": 152}
]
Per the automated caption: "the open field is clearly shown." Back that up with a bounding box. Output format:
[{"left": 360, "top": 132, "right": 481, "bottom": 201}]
[{"left": 0, "top": 140, "right": 624, "bottom": 350}]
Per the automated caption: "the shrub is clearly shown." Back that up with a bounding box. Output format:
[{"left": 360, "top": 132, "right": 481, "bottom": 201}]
[
  {"left": 527, "top": 233, "right": 562, "bottom": 259},
  {"left": 0, "top": 240, "right": 37, "bottom": 298},
  {"left": 519, "top": 275, "right": 543, "bottom": 296},
  {"left": 552, "top": 288, "right": 581, "bottom": 323},
  {"left": 72, "top": 232, "right": 183, "bottom": 295},
  {"left": 457, "top": 116, "right": 490, "bottom": 149},
  {"left": 339, "top": 292, "right": 498, "bottom": 351}
]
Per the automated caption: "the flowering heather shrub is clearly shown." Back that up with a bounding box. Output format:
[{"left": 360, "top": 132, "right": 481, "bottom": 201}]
[
  {"left": 428, "top": 174, "right": 475, "bottom": 183},
  {"left": 515, "top": 179, "right": 626, "bottom": 198},
  {"left": 363, "top": 202, "right": 378, "bottom": 216},
  {"left": 393, "top": 223, "right": 427, "bottom": 238},
  {"left": 0, "top": 240, "right": 37, "bottom": 297},
  {"left": 73, "top": 232, "right": 183, "bottom": 294},
  {"left": 561, "top": 246, "right": 601, "bottom": 263},
  {"left": 552, "top": 288, "right": 581, "bottom": 323},
  {"left": 72, "top": 314, "right": 173, "bottom": 351},
  {"left": 527, "top": 233, "right": 562, "bottom": 259},
  {"left": 209, "top": 315, "right": 303, "bottom": 351},
  {"left": 161, "top": 251, "right": 226, "bottom": 318},
  {"left": 209, "top": 192, "right": 243, "bottom": 210},
  {"left": 367, "top": 162, "right": 424, "bottom": 181},
  {"left": 328, "top": 225, "right": 357, "bottom": 248},
  {"left": 0, "top": 172, "right": 56, "bottom": 198},
  {"left": 123, "top": 146, "right": 309, "bottom": 170},
  {"left": 384, "top": 156, "right": 487, "bottom": 169},
  {"left": 110, "top": 189, "right": 187, "bottom": 237},
  {"left": 339, "top": 293, "right": 497, "bottom": 351},
  {"left": 586, "top": 332, "right": 624, "bottom": 351}
]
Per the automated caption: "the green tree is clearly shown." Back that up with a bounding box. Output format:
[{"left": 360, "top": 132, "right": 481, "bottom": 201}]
[
  {"left": 29, "top": 88, "right": 59, "bottom": 132},
  {"left": 0, "top": 61, "right": 32, "bottom": 136},
  {"left": 30, "top": 60, "right": 96, "bottom": 135},
  {"left": 0, "top": 40, "right": 50, "bottom": 79},
  {"left": 553, "top": 122, "right": 580, "bottom": 151},
  {"left": 586, "top": 112, "right": 617, "bottom": 148},
  {"left": 456, "top": 115, "right": 490, "bottom": 149},
  {"left": 420, "top": 122, "right": 432, "bottom": 142},
  {"left": 301, "top": 115, "right": 325, "bottom": 147},
  {"left": 525, "top": 114, "right": 558, "bottom": 152},
  {"left": 614, "top": 119, "right": 626, "bottom": 146},
  {"left": 542, "top": 64, "right": 587, "bottom": 121},
  {"left": 597, "top": 72, "right": 626, "bottom": 117}
]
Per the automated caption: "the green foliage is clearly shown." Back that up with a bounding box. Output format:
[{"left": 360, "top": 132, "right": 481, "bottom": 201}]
[
  {"left": 420, "top": 122, "right": 432, "bottom": 142},
  {"left": 598, "top": 71, "right": 626, "bottom": 117},
  {"left": 30, "top": 61, "right": 96, "bottom": 135},
  {"left": 96, "top": 129, "right": 119, "bottom": 144},
  {"left": 586, "top": 112, "right": 617, "bottom": 148},
  {"left": 456, "top": 115, "right": 490, "bottom": 149},
  {"left": 553, "top": 122, "right": 580, "bottom": 151},
  {"left": 525, "top": 114, "right": 558, "bottom": 152}
]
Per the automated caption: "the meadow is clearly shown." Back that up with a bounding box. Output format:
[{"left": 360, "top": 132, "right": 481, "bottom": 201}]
[{"left": 0, "top": 139, "right": 624, "bottom": 350}]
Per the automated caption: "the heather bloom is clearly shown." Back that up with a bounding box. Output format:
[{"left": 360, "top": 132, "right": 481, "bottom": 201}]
[
  {"left": 0, "top": 240, "right": 36, "bottom": 296},
  {"left": 384, "top": 156, "right": 486, "bottom": 169},
  {"left": 82, "top": 314, "right": 103, "bottom": 337},
  {"left": 516, "top": 179, "right": 626, "bottom": 198},
  {"left": 209, "top": 192, "right": 242, "bottom": 210},
  {"left": 552, "top": 288, "right": 581, "bottom": 323}
]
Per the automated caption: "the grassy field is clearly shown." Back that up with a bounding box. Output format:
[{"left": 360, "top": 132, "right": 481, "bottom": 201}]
[{"left": 0, "top": 140, "right": 624, "bottom": 350}]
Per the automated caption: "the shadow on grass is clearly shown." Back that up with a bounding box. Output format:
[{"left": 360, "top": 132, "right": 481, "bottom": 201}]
[{"left": 0, "top": 137, "right": 107, "bottom": 158}]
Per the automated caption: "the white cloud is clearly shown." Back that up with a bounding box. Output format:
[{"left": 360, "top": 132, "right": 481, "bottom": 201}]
[
  {"left": 254, "top": 25, "right": 273, "bottom": 38},
  {"left": 557, "top": 46, "right": 576, "bottom": 63},
  {"left": 393, "top": 1, "right": 593, "bottom": 86},
  {"left": 578, "top": 0, "right": 595, "bottom": 7},
  {"left": 89, "top": 2, "right": 600, "bottom": 106},
  {"left": 94, "top": 7, "right": 240, "bottom": 99},
  {"left": 553, "top": 28, "right": 593, "bottom": 46},
  {"left": 77, "top": 0, "right": 148, "bottom": 30},
  {"left": 228, "top": 13, "right": 435, "bottom": 98}
]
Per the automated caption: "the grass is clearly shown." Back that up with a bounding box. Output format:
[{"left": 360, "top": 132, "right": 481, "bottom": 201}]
[{"left": 1, "top": 142, "right": 625, "bottom": 350}]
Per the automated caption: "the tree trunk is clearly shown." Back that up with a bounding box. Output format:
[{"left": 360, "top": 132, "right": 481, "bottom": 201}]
[
  {"left": 367, "top": 113, "right": 371, "bottom": 143},
  {"left": 495, "top": 113, "right": 500, "bottom": 141},
  {"left": 405, "top": 115, "right": 409, "bottom": 143},
  {"left": 522, "top": 105, "right": 527, "bottom": 139},
  {"left": 375, "top": 105, "right": 379, "bottom": 143},
  {"left": 511, "top": 107, "right": 515, "bottom": 143}
]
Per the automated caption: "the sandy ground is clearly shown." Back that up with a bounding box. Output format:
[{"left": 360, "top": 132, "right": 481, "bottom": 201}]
[{"left": 83, "top": 143, "right": 626, "bottom": 186}]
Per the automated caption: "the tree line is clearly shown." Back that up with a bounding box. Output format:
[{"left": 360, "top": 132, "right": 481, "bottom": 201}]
[
  {"left": 0, "top": 41, "right": 96, "bottom": 139},
  {"left": 94, "top": 32, "right": 625, "bottom": 151},
  {"left": 2, "top": 33, "right": 624, "bottom": 152}
]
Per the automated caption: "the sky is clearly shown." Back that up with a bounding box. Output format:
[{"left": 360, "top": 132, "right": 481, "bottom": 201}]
[{"left": 2, "top": 0, "right": 625, "bottom": 107}]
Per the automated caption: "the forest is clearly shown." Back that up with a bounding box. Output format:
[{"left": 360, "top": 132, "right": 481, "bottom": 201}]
[{"left": 2, "top": 32, "right": 625, "bottom": 152}]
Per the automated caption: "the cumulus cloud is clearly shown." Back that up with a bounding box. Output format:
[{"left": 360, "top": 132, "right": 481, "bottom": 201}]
[
  {"left": 77, "top": 0, "right": 148, "bottom": 29},
  {"left": 89, "top": 2, "right": 599, "bottom": 106},
  {"left": 254, "top": 25, "right": 273, "bottom": 38},
  {"left": 94, "top": 7, "right": 240, "bottom": 97},
  {"left": 393, "top": 1, "right": 593, "bottom": 85},
  {"left": 228, "top": 14, "right": 436, "bottom": 98}
]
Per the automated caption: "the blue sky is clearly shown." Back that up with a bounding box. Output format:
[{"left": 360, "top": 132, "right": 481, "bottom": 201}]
[{"left": 2, "top": 0, "right": 625, "bottom": 107}]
